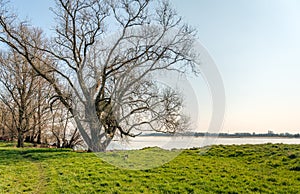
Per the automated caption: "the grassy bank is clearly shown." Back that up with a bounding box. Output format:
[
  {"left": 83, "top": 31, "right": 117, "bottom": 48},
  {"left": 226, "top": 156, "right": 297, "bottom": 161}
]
[{"left": 0, "top": 142, "right": 299, "bottom": 193}]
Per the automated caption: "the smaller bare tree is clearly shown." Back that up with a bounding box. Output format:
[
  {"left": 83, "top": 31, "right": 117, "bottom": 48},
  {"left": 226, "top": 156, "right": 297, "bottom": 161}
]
[
  {"left": 0, "top": 50, "right": 42, "bottom": 147},
  {"left": 0, "top": 102, "right": 10, "bottom": 141}
]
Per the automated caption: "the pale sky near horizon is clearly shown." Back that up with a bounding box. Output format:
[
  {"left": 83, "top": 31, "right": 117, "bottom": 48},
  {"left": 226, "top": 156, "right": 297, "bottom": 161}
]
[
  {"left": 172, "top": 0, "right": 300, "bottom": 134},
  {"left": 8, "top": 0, "right": 300, "bottom": 134}
]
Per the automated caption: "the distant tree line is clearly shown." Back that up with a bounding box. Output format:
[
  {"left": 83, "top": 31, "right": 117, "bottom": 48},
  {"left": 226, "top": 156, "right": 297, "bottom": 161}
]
[{"left": 143, "top": 132, "right": 300, "bottom": 138}]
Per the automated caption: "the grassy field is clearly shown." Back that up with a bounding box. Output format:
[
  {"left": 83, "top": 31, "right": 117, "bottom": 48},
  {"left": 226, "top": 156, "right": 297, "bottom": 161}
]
[{"left": 0, "top": 141, "right": 300, "bottom": 193}]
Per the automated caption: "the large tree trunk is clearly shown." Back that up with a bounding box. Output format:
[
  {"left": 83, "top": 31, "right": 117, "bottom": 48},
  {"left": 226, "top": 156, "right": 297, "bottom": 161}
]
[
  {"left": 37, "top": 129, "right": 41, "bottom": 144},
  {"left": 17, "top": 130, "right": 24, "bottom": 148},
  {"left": 56, "top": 138, "right": 61, "bottom": 148}
]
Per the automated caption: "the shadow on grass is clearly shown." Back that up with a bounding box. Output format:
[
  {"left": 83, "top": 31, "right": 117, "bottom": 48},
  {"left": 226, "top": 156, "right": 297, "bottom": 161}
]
[
  {"left": 0, "top": 141, "right": 36, "bottom": 148},
  {"left": 0, "top": 147, "right": 73, "bottom": 164},
  {"left": 0, "top": 149, "right": 25, "bottom": 165}
]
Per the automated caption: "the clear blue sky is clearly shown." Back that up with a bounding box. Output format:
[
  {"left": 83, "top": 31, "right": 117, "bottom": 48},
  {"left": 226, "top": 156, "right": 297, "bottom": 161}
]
[{"left": 9, "top": 0, "right": 300, "bottom": 133}]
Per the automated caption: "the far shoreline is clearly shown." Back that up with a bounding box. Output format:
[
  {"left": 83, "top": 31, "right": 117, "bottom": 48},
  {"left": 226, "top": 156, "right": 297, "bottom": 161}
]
[{"left": 140, "top": 134, "right": 300, "bottom": 139}]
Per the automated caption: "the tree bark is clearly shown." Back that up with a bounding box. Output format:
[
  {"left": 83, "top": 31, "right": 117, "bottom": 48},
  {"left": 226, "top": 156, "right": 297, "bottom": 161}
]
[{"left": 17, "top": 129, "right": 24, "bottom": 148}]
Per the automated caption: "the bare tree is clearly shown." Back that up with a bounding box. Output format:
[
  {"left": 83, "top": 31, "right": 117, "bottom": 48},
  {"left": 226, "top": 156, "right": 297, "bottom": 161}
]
[
  {"left": 0, "top": 101, "right": 10, "bottom": 140},
  {"left": 0, "top": 0, "right": 199, "bottom": 151},
  {"left": 0, "top": 50, "right": 40, "bottom": 147},
  {"left": 0, "top": 99, "right": 16, "bottom": 141},
  {"left": 0, "top": 49, "right": 69, "bottom": 147}
]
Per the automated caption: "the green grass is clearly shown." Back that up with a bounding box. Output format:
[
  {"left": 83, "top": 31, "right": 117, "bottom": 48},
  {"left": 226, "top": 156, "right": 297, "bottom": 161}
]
[
  {"left": 96, "top": 147, "right": 181, "bottom": 170},
  {"left": 0, "top": 141, "right": 300, "bottom": 193}
]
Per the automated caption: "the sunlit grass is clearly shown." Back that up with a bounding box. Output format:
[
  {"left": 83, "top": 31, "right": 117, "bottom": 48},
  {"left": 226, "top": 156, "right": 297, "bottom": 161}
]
[
  {"left": 96, "top": 147, "right": 181, "bottom": 170},
  {"left": 0, "top": 141, "right": 299, "bottom": 193}
]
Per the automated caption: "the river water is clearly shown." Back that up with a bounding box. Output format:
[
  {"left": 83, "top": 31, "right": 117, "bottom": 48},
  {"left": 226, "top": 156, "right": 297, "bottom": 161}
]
[{"left": 107, "top": 136, "right": 300, "bottom": 150}]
